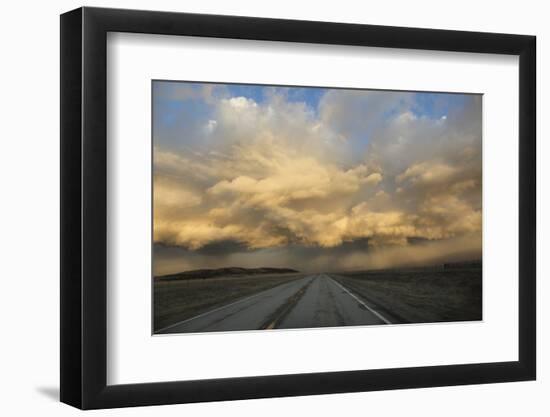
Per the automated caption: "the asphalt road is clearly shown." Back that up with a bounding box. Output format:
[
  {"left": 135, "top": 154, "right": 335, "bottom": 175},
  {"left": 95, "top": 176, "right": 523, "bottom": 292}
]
[{"left": 158, "top": 274, "right": 391, "bottom": 334}]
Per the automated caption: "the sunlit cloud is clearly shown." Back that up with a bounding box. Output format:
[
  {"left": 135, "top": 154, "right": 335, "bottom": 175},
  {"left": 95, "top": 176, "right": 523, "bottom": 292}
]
[{"left": 153, "top": 82, "right": 482, "bottom": 273}]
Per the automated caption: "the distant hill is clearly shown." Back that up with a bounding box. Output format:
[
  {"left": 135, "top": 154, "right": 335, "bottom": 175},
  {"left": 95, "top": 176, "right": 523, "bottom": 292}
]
[
  {"left": 155, "top": 267, "right": 299, "bottom": 281},
  {"left": 443, "top": 260, "right": 482, "bottom": 270}
]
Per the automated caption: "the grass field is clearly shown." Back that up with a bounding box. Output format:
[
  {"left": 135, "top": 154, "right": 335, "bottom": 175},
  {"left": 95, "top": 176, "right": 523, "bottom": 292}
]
[
  {"left": 331, "top": 264, "right": 482, "bottom": 324},
  {"left": 154, "top": 273, "right": 304, "bottom": 332},
  {"left": 154, "top": 263, "right": 482, "bottom": 332}
]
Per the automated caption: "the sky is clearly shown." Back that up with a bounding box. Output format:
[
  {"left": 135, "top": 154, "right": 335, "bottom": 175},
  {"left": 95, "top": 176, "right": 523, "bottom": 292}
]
[{"left": 152, "top": 81, "right": 482, "bottom": 275}]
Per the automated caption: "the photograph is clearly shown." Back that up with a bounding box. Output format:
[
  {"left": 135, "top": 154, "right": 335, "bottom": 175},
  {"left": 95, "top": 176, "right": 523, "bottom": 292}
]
[
  {"left": 152, "top": 81, "right": 483, "bottom": 334},
  {"left": 53, "top": 3, "right": 539, "bottom": 411}
]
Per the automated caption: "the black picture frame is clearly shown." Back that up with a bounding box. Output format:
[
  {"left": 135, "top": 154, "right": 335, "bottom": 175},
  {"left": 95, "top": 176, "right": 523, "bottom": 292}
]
[{"left": 60, "top": 6, "right": 536, "bottom": 410}]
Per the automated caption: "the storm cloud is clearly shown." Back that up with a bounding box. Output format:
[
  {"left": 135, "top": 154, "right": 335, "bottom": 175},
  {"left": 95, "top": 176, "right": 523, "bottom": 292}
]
[{"left": 153, "top": 82, "right": 482, "bottom": 274}]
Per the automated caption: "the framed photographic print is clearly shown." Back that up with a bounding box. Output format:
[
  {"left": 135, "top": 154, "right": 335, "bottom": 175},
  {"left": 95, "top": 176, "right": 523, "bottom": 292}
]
[{"left": 60, "top": 7, "right": 536, "bottom": 409}]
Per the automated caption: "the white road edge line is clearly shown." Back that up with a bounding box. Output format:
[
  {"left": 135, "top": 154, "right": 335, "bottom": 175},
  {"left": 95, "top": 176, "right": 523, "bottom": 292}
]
[
  {"left": 326, "top": 275, "right": 392, "bottom": 324},
  {"left": 156, "top": 275, "right": 313, "bottom": 333}
]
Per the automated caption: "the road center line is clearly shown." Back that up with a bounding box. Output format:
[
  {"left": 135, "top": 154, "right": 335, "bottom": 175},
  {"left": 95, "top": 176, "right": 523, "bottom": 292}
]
[
  {"left": 326, "top": 275, "right": 392, "bottom": 324},
  {"left": 261, "top": 276, "right": 316, "bottom": 329},
  {"left": 156, "top": 276, "right": 311, "bottom": 333}
]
